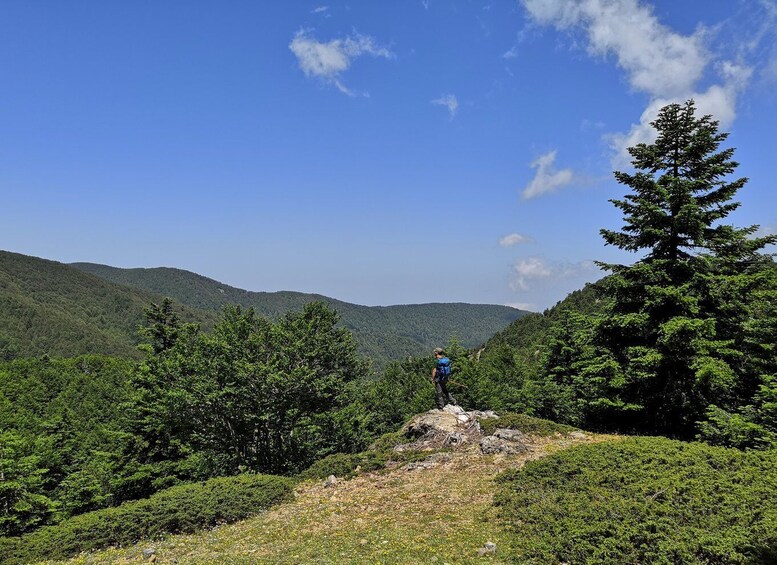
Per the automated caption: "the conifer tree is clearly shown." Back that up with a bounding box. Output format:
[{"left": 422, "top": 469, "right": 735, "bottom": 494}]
[{"left": 587, "top": 100, "right": 776, "bottom": 437}]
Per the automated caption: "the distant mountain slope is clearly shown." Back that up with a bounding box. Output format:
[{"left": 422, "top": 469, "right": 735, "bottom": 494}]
[
  {"left": 0, "top": 251, "right": 215, "bottom": 360},
  {"left": 71, "top": 262, "right": 527, "bottom": 365},
  {"left": 482, "top": 281, "right": 607, "bottom": 373}
]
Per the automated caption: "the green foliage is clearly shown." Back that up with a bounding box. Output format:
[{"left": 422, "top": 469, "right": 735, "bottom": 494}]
[
  {"left": 533, "top": 101, "right": 777, "bottom": 439},
  {"left": 479, "top": 413, "right": 575, "bottom": 436},
  {"left": 130, "top": 302, "right": 369, "bottom": 478},
  {"left": 495, "top": 437, "right": 777, "bottom": 564},
  {"left": 297, "top": 430, "right": 433, "bottom": 481},
  {"left": 72, "top": 262, "right": 526, "bottom": 368},
  {"left": 298, "top": 449, "right": 432, "bottom": 482},
  {"left": 0, "top": 473, "right": 294, "bottom": 564},
  {"left": 0, "top": 250, "right": 215, "bottom": 360},
  {"left": 357, "top": 356, "right": 437, "bottom": 437},
  {"left": 0, "top": 355, "right": 138, "bottom": 534},
  {"left": 697, "top": 404, "right": 775, "bottom": 450},
  {"left": 0, "top": 431, "right": 55, "bottom": 536}
]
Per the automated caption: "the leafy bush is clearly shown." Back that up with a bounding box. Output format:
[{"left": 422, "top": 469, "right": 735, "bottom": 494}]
[
  {"left": 298, "top": 431, "right": 435, "bottom": 481},
  {"left": 0, "top": 473, "right": 294, "bottom": 564},
  {"left": 479, "top": 412, "right": 575, "bottom": 436},
  {"left": 298, "top": 448, "right": 430, "bottom": 481},
  {"left": 367, "top": 430, "right": 406, "bottom": 452},
  {"left": 494, "top": 437, "right": 777, "bottom": 564}
]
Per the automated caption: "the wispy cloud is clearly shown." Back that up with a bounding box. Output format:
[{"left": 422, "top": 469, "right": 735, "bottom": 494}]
[
  {"left": 510, "top": 257, "right": 552, "bottom": 291},
  {"left": 521, "top": 0, "right": 760, "bottom": 167},
  {"left": 521, "top": 150, "right": 574, "bottom": 200},
  {"left": 505, "top": 301, "right": 538, "bottom": 312},
  {"left": 289, "top": 29, "right": 393, "bottom": 96},
  {"left": 510, "top": 257, "right": 595, "bottom": 291},
  {"left": 311, "top": 6, "right": 329, "bottom": 14},
  {"left": 502, "top": 45, "right": 519, "bottom": 59},
  {"left": 431, "top": 94, "right": 459, "bottom": 118},
  {"left": 499, "top": 233, "right": 534, "bottom": 247}
]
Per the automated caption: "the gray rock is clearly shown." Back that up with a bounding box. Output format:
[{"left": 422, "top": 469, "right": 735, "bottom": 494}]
[
  {"left": 470, "top": 410, "right": 499, "bottom": 420},
  {"left": 493, "top": 428, "right": 527, "bottom": 442},
  {"left": 444, "top": 432, "right": 465, "bottom": 447},
  {"left": 324, "top": 475, "right": 338, "bottom": 488},
  {"left": 402, "top": 461, "right": 435, "bottom": 471},
  {"left": 443, "top": 404, "right": 471, "bottom": 423},
  {"left": 398, "top": 408, "right": 485, "bottom": 451},
  {"left": 477, "top": 541, "right": 497, "bottom": 556},
  {"left": 142, "top": 548, "right": 156, "bottom": 558},
  {"left": 480, "top": 435, "right": 529, "bottom": 455}
]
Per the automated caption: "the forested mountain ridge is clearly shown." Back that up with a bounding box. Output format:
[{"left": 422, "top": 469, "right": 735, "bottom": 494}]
[
  {"left": 0, "top": 251, "right": 215, "bottom": 360},
  {"left": 0, "top": 250, "right": 525, "bottom": 364},
  {"left": 71, "top": 261, "right": 527, "bottom": 364}
]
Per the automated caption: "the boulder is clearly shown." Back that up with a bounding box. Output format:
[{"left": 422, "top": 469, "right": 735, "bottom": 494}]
[
  {"left": 403, "top": 409, "right": 461, "bottom": 439},
  {"left": 396, "top": 408, "right": 531, "bottom": 454},
  {"left": 444, "top": 432, "right": 465, "bottom": 447},
  {"left": 479, "top": 435, "right": 529, "bottom": 455},
  {"left": 470, "top": 410, "right": 499, "bottom": 420},
  {"left": 477, "top": 541, "right": 497, "bottom": 556},
  {"left": 442, "top": 404, "right": 471, "bottom": 423},
  {"left": 493, "top": 428, "right": 527, "bottom": 443}
]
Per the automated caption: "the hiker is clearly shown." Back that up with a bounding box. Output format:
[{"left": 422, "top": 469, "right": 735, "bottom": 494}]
[{"left": 432, "top": 347, "right": 456, "bottom": 410}]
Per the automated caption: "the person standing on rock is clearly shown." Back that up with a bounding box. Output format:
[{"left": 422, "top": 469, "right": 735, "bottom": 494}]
[{"left": 432, "top": 347, "right": 456, "bottom": 410}]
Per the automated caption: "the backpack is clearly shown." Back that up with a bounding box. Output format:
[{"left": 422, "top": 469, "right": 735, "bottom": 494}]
[{"left": 436, "top": 357, "right": 452, "bottom": 380}]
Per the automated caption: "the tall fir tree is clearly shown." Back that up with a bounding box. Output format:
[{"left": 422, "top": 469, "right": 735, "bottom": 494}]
[{"left": 555, "top": 100, "right": 776, "bottom": 437}]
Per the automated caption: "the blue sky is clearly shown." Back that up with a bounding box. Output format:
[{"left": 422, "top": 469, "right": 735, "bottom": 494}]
[{"left": 2, "top": 1, "right": 776, "bottom": 310}]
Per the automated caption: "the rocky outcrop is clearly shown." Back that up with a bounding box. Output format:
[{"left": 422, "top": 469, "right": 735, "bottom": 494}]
[{"left": 393, "top": 405, "right": 532, "bottom": 456}]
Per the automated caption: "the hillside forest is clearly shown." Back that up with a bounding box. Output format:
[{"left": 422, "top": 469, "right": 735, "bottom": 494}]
[{"left": 1, "top": 101, "right": 776, "bottom": 562}]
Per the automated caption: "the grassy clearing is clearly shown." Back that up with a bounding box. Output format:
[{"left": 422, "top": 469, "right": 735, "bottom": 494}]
[{"left": 52, "top": 433, "right": 604, "bottom": 564}]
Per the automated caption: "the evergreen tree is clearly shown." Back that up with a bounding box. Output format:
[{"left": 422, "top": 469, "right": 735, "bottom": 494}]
[
  {"left": 139, "top": 298, "right": 180, "bottom": 355},
  {"left": 581, "top": 100, "right": 775, "bottom": 437}
]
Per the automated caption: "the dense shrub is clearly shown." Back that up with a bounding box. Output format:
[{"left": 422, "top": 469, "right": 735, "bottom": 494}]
[
  {"left": 495, "top": 437, "right": 777, "bottom": 564},
  {"left": 298, "top": 448, "right": 430, "bottom": 481},
  {"left": 0, "top": 473, "right": 294, "bottom": 564},
  {"left": 479, "top": 412, "right": 576, "bottom": 436},
  {"left": 298, "top": 431, "right": 433, "bottom": 480}
]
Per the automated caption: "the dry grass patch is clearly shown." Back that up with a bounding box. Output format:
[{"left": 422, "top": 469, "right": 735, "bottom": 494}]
[{"left": 54, "top": 433, "right": 607, "bottom": 565}]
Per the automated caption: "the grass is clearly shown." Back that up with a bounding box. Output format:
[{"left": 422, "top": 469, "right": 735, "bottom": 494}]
[
  {"left": 51, "top": 434, "right": 605, "bottom": 564},
  {"left": 478, "top": 412, "right": 576, "bottom": 436}
]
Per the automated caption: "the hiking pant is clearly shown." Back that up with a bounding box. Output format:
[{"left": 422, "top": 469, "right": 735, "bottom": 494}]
[{"left": 435, "top": 377, "right": 456, "bottom": 409}]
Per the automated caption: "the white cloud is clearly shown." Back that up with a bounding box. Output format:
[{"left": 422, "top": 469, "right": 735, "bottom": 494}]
[
  {"left": 311, "top": 6, "right": 329, "bottom": 14},
  {"left": 763, "top": 48, "right": 777, "bottom": 83},
  {"left": 523, "top": 0, "right": 707, "bottom": 98},
  {"left": 510, "top": 257, "right": 596, "bottom": 291},
  {"left": 289, "top": 29, "right": 393, "bottom": 96},
  {"left": 521, "top": 0, "right": 754, "bottom": 167},
  {"left": 521, "top": 150, "right": 574, "bottom": 200},
  {"left": 505, "top": 302, "right": 538, "bottom": 312},
  {"left": 757, "top": 224, "right": 777, "bottom": 237},
  {"left": 431, "top": 94, "right": 459, "bottom": 117},
  {"left": 503, "top": 45, "right": 519, "bottom": 59},
  {"left": 607, "top": 62, "right": 752, "bottom": 168},
  {"left": 499, "top": 233, "right": 534, "bottom": 246},
  {"left": 510, "top": 257, "right": 552, "bottom": 291}
]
